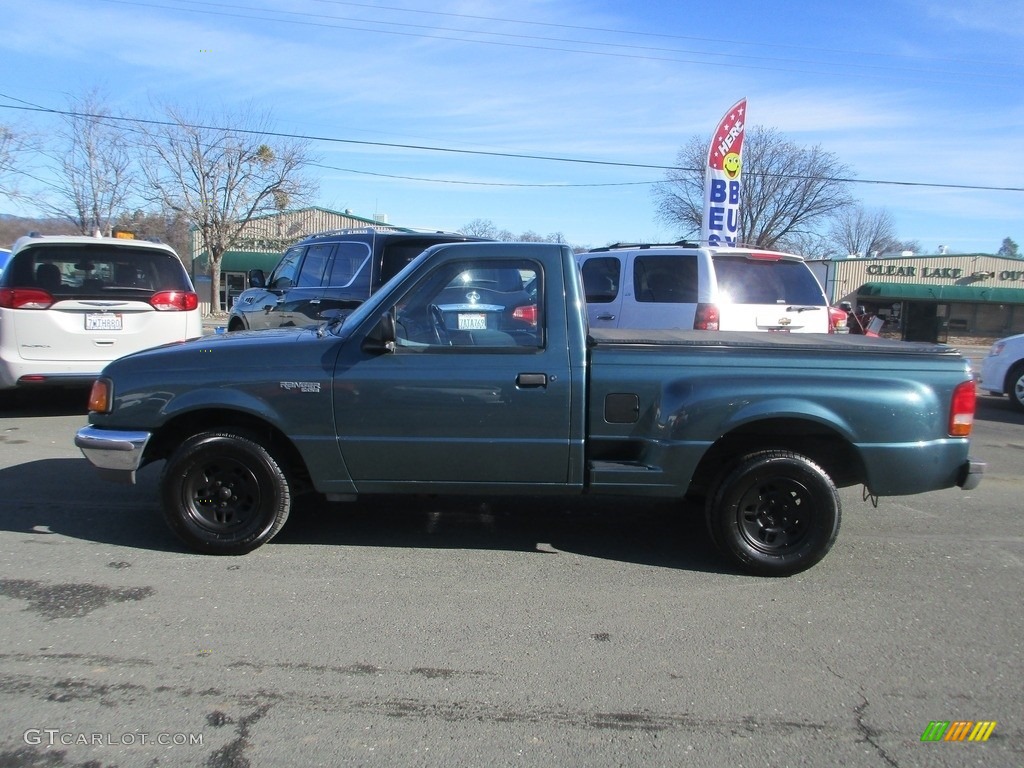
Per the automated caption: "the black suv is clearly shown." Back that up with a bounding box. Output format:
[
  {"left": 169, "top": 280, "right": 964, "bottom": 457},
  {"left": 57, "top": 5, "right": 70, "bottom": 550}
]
[{"left": 227, "top": 228, "right": 487, "bottom": 331}]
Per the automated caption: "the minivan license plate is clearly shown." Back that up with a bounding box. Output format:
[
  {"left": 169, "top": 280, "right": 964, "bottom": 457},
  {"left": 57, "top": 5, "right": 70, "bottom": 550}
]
[{"left": 85, "top": 313, "right": 122, "bottom": 331}]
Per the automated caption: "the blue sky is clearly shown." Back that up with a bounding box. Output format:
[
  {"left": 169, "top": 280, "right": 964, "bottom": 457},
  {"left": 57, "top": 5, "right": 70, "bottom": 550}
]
[{"left": 1, "top": 0, "right": 1022, "bottom": 254}]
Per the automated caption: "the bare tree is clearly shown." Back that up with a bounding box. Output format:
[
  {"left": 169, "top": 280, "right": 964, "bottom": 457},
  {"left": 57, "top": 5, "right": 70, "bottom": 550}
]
[
  {"left": 42, "top": 91, "right": 137, "bottom": 236},
  {"left": 111, "top": 207, "right": 192, "bottom": 261},
  {"left": 829, "top": 205, "right": 901, "bottom": 257},
  {"left": 138, "top": 103, "right": 317, "bottom": 313},
  {"left": 653, "top": 126, "right": 856, "bottom": 250},
  {"left": 782, "top": 230, "right": 841, "bottom": 260},
  {"left": 461, "top": 219, "right": 576, "bottom": 248},
  {"left": 1, "top": 122, "right": 33, "bottom": 202},
  {"left": 461, "top": 218, "right": 515, "bottom": 241},
  {"left": 0, "top": 124, "right": 17, "bottom": 198}
]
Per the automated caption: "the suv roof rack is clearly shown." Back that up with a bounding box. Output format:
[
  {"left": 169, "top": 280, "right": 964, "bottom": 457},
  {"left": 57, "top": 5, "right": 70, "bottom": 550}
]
[
  {"left": 304, "top": 226, "right": 470, "bottom": 239},
  {"left": 587, "top": 240, "right": 700, "bottom": 252}
]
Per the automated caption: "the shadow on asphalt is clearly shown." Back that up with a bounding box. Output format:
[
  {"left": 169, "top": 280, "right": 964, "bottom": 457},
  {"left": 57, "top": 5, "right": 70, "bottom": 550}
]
[
  {"left": 0, "top": 387, "right": 91, "bottom": 417},
  {"left": 0, "top": 457, "right": 733, "bottom": 575},
  {"left": 976, "top": 394, "right": 1024, "bottom": 425}
]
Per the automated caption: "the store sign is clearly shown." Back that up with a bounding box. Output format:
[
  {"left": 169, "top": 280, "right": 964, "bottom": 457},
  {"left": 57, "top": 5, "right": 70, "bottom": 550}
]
[{"left": 865, "top": 264, "right": 965, "bottom": 280}]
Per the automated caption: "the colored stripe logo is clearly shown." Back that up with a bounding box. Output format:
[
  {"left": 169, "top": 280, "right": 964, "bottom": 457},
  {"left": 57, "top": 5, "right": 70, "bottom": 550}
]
[{"left": 921, "top": 721, "right": 996, "bottom": 742}]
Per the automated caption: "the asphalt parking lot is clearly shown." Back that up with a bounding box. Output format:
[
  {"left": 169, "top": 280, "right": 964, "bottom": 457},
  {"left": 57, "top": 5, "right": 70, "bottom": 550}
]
[{"left": 0, "top": 378, "right": 1020, "bottom": 767}]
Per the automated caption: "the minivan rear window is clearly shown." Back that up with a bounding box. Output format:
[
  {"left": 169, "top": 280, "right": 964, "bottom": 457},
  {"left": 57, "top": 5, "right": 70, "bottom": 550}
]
[
  {"left": 713, "top": 258, "right": 825, "bottom": 305},
  {"left": 4, "top": 244, "right": 191, "bottom": 297}
]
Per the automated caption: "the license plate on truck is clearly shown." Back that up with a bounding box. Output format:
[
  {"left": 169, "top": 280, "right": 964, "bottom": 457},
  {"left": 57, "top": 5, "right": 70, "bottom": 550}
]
[
  {"left": 458, "top": 313, "right": 487, "bottom": 330},
  {"left": 85, "top": 313, "right": 122, "bottom": 331}
]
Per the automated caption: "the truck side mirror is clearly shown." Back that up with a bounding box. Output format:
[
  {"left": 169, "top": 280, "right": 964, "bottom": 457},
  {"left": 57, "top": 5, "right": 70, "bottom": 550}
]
[
  {"left": 247, "top": 269, "right": 266, "bottom": 289},
  {"left": 362, "top": 311, "right": 397, "bottom": 354}
]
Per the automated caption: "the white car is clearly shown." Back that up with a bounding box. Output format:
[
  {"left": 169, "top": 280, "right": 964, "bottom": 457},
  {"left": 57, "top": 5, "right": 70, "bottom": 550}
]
[
  {"left": 0, "top": 234, "right": 202, "bottom": 395},
  {"left": 577, "top": 243, "right": 845, "bottom": 333},
  {"left": 979, "top": 332, "right": 1024, "bottom": 412}
]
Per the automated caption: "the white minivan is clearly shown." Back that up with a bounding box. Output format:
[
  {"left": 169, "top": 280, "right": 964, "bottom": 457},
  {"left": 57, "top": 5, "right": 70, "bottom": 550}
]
[
  {"left": 577, "top": 243, "right": 843, "bottom": 333},
  {"left": 0, "top": 234, "right": 202, "bottom": 394}
]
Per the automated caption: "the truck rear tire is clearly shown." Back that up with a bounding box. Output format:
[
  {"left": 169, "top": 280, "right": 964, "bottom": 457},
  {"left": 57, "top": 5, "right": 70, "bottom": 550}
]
[
  {"left": 161, "top": 430, "right": 291, "bottom": 554},
  {"left": 706, "top": 450, "right": 840, "bottom": 576}
]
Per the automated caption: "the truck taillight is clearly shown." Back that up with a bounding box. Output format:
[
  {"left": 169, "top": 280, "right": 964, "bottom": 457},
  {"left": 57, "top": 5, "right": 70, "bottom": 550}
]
[
  {"left": 693, "top": 303, "right": 720, "bottom": 331},
  {"left": 150, "top": 291, "right": 199, "bottom": 311},
  {"left": 0, "top": 287, "right": 55, "bottom": 309},
  {"left": 949, "top": 380, "right": 976, "bottom": 437},
  {"left": 512, "top": 304, "right": 538, "bottom": 326}
]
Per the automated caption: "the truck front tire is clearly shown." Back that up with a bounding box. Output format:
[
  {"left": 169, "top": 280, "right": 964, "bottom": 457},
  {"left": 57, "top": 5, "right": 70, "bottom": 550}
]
[
  {"left": 706, "top": 450, "right": 841, "bottom": 576},
  {"left": 161, "top": 430, "right": 291, "bottom": 554}
]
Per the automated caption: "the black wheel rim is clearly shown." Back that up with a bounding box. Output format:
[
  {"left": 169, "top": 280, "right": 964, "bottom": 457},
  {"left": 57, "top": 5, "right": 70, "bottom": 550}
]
[
  {"left": 736, "top": 477, "right": 812, "bottom": 553},
  {"left": 181, "top": 457, "right": 263, "bottom": 532}
]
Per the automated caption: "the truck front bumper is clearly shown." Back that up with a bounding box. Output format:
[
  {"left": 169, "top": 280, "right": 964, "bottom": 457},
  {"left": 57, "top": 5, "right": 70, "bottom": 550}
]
[
  {"left": 958, "top": 457, "right": 985, "bottom": 491},
  {"left": 75, "top": 426, "right": 152, "bottom": 485}
]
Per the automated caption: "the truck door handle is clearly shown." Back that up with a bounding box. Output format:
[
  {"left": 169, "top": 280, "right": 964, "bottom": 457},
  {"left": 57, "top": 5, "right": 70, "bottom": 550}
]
[
  {"left": 517, "top": 373, "right": 547, "bottom": 388},
  {"left": 596, "top": 313, "right": 616, "bottom": 321}
]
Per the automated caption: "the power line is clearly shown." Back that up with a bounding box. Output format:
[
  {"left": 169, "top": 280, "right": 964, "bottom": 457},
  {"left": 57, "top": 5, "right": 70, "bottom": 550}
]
[
  {"left": 94, "top": 0, "right": 1017, "bottom": 85},
  {"left": 309, "top": 162, "right": 659, "bottom": 188},
  {"left": 2, "top": 99, "right": 1023, "bottom": 193},
  {"left": 308, "top": 0, "right": 1020, "bottom": 72}
]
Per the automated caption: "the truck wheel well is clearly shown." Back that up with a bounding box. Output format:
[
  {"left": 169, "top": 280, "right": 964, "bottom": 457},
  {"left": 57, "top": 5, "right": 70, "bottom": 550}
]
[
  {"left": 689, "top": 418, "right": 865, "bottom": 497},
  {"left": 146, "top": 409, "right": 313, "bottom": 494}
]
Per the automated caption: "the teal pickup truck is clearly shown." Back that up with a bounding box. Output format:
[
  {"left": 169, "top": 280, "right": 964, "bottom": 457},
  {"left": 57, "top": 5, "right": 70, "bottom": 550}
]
[{"left": 75, "top": 242, "right": 984, "bottom": 575}]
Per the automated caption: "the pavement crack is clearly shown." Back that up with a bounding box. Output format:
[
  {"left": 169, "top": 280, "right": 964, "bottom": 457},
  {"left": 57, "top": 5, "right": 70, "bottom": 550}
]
[
  {"left": 204, "top": 702, "right": 272, "bottom": 768},
  {"left": 854, "top": 694, "right": 899, "bottom": 768}
]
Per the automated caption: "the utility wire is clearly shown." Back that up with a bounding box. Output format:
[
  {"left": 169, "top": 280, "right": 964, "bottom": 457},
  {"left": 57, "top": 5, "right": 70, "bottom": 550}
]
[
  {"left": 94, "top": 0, "right": 1016, "bottom": 85},
  {"left": 2, "top": 99, "right": 1022, "bottom": 193}
]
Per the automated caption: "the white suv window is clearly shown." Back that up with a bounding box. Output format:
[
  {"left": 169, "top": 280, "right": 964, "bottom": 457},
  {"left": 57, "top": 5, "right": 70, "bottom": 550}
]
[
  {"left": 633, "top": 255, "right": 699, "bottom": 303},
  {"left": 578, "top": 245, "right": 832, "bottom": 333},
  {"left": 713, "top": 257, "right": 826, "bottom": 306}
]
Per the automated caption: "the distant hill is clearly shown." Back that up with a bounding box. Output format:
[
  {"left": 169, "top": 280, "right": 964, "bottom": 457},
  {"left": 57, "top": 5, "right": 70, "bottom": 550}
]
[{"left": 0, "top": 215, "right": 80, "bottom": 249}]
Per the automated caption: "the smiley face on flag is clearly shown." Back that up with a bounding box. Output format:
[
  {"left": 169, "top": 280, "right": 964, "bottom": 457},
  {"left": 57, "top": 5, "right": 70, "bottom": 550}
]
[{"left": 723, "top": 152, "right": 742, "bottom": 180}]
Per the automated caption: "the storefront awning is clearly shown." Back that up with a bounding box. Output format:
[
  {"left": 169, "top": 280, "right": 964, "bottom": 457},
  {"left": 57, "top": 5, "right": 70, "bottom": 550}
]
[
  {"left": 859, "top": 282, "right": 1024, "bottom": 304},
  {"left": 192, "top": 250, "right": 283, "bottom": 276}
]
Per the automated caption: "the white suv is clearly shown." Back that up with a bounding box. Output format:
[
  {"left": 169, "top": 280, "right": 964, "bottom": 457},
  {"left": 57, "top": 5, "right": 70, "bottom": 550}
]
[
  {"left": 0, "top": 234, "right": 202, "bottom": 395},
  {"left": 577, "top": 243, "right": 843, "bottom": 333}
]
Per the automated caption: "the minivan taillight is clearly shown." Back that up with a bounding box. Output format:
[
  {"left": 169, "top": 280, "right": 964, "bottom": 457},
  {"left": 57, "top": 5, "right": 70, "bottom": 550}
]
[
  {"left": 0, "top": 288, "right": 54, "bottom": 309},
  {"left": 949, "top": 380, "right": 976, "bottom": 437},
  {"left": 150, "top": 291, "right": 199, "bottom": 311},
  {"left": 693, "top": 303, "right": 720, "bottom": 330}
]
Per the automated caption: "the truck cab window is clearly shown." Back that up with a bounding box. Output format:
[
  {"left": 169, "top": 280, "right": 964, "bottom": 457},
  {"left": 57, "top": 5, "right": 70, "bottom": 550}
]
[{"left": 393, "top": 259, "right": 541, "bottom": 350}]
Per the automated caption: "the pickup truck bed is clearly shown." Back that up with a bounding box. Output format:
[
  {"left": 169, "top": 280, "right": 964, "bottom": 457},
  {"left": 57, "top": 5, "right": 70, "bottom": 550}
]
[
  {"left": 585, "top": 330, "right": 976, "bottom": 498},
  {"left": 589, "top": 327, "right": 956, "bottom": 355}
]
